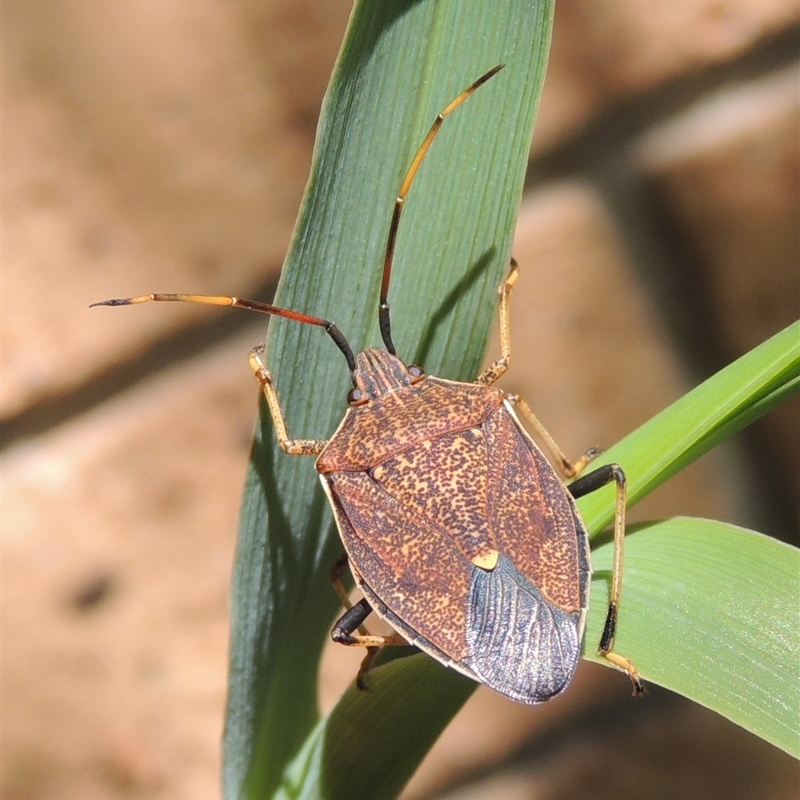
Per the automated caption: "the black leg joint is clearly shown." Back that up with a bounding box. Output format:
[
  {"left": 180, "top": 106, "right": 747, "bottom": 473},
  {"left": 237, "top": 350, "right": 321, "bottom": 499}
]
[
  {"left": 331, "top": 597, "right": 372, "bottom": 645},
  {"left": 599, "top": 602, "right": 618, "bottom": 654},
  {"left": 568, "top": 462, "right": 626, "bottom": 499}
]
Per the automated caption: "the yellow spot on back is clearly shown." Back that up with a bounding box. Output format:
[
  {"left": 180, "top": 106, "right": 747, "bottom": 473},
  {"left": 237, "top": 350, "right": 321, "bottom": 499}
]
[{"left": 472, "top": 549, "right": 499, "bottom": 571}]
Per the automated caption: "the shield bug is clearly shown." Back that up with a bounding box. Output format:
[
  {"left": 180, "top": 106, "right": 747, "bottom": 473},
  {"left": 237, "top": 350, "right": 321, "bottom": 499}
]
[{"left": 93, "top": 65, "right": 644, "bottom": 703}]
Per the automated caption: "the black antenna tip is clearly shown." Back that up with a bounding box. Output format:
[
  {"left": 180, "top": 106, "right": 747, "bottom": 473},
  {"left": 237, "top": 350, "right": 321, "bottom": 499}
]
[{"left": 90, "top": 298, "right": 132, "bottom": 308}]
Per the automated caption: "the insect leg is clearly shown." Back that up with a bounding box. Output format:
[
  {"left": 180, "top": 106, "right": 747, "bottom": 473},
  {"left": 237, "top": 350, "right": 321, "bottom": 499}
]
[
  {"left": 330, "top": 555, "right": 407, "bottom": 690},
  {"left": 568, "top": 464, "right": 645, "bottom": 697},
  {"left": 331, "top": 599, "right": 407, "bottom": 646},
  {"left": 511, "top": 397, "right": 601, "bottom": 478},
  {"left": 475, "top": 258, "right": 604, "bottom": 478},
  {"left": 329, "top": 555, "right": 407, "bottom": 647},
  {"left": 476, "top": 258, "right": 519, "bottom": 386},
  {"left": 477, "top": 260, "right": 602, "bottom": 476},
  {"left": 249, "top": 345, "right": 328, "bottom": 455},
  {"left": 330, "top": 553, "right": 357, "bottom": 610}
]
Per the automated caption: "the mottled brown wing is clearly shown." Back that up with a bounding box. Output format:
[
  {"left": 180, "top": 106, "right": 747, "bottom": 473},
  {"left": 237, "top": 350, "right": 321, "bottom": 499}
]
[
  {"left": 322, "top": 467, "right": 475, "bottom": 666},
  {"left": 485, "top": 404, "right": 590, "bottom": 613},
  {"left": 464, "top": 402, "right": 591, "bottom": 702}
]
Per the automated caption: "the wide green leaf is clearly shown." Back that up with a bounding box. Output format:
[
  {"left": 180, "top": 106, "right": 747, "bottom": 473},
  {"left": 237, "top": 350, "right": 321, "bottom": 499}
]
[{"left": 587, "top": 518, "right": 800, "bottom": 758}]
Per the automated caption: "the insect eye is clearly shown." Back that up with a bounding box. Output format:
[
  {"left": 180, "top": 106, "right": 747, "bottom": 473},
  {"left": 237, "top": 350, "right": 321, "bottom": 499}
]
[
  {"left": 347, "top": 387, "right": 368, "bottom": 406},
  {"left": 407, "top": 364, "right": 425, "bottom": 383}
]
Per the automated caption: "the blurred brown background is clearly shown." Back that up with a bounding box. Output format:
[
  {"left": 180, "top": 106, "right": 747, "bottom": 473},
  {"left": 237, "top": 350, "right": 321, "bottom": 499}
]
[{"left": 2, "top": 1, "right": 798, "bottom": 799}]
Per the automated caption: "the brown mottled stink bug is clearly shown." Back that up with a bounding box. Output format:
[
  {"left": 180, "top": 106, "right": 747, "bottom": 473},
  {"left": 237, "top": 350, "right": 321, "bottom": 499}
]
[{"left": 93, "top": 65, "right": 644, "bottom": 704}]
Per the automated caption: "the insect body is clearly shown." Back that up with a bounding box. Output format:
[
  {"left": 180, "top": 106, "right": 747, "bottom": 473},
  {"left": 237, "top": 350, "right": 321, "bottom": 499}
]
[
  {"left": 93, "top": 65, "right": 644, "bottom": 703},
  {"left": 318, "top": 349, "right": 592, "bottom": 701}
]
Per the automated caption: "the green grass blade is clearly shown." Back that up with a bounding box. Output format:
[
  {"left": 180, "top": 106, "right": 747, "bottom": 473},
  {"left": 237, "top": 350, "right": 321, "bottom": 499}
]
[
  {"left": 276, "top": 658, "right": 475, "bottom": 800},
  {"left": 577, "top": 320, "right": 800, "bottom": 533},
  {"left": 222, "top": 2, "right": 555, "bottom": 797},
  {"left": 587, "top": 518, "right": 800, "bottom": 757}
]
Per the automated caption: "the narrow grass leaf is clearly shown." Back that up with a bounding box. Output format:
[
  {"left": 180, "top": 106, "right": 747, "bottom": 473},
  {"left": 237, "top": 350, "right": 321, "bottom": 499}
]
[{"left": 223, "top": 2, "right": 555, "bottom": 797}]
